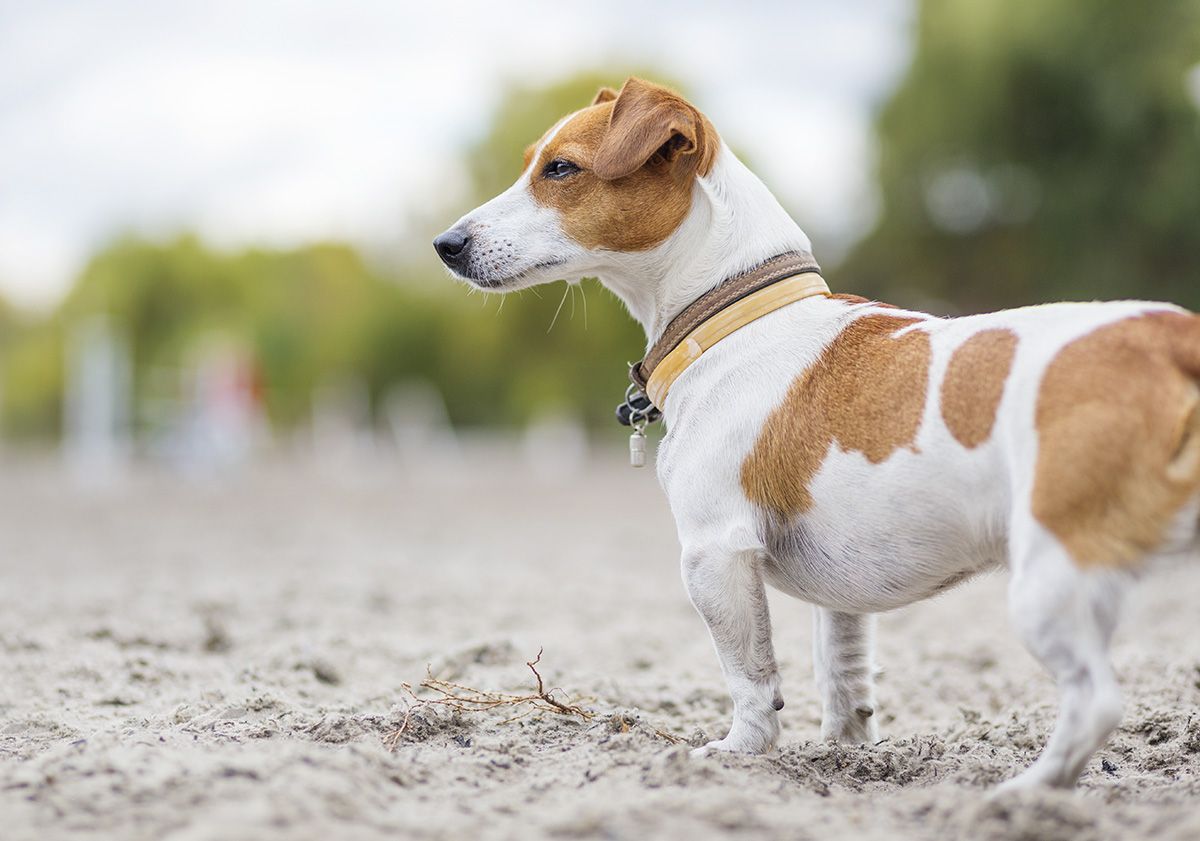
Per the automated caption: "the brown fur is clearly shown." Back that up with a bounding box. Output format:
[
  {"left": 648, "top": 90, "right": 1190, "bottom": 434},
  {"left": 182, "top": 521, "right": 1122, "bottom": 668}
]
[
  {"left": 940, "top": 329, "right": 1019, "bottom": 449},
  {"left": 525, "top": 78, "right": 718, "bottom": 252},
  {"left": 592, "top": 78, "right": 717, "bottom": 180},
  {"left": 741, "top": 314, "right": 933, "bottom": 517},
  {"left": 830, "top": 293, "right": 898, "bottom": 309},
  {"left": 591, "top": 87, "right": 618, "bottom": 105},
  {"left": 1033, "top": 312, "right": 1200, "bottom": 567},
  {"left": 829, "top": 293, "right": 873, "bottom": 305}
]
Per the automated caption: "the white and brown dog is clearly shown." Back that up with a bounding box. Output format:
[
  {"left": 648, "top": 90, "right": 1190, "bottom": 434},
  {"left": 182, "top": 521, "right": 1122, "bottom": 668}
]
[{"left": 434, "top": 77, "right": 1200, "bottom": 789}]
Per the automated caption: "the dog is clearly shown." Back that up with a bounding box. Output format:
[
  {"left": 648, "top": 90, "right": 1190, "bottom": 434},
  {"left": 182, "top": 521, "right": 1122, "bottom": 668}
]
[{"left": 433, "top": 77, "right": 1200, "bottom": 789}]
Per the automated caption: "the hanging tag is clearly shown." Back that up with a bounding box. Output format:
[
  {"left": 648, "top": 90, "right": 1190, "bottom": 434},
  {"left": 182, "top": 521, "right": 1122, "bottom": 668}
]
[
  {"left": 629, "top": 420, "right": 647, "bottom": 468},
  {"left": 629, "top": 428, "right": 646, "bottom": 468}
]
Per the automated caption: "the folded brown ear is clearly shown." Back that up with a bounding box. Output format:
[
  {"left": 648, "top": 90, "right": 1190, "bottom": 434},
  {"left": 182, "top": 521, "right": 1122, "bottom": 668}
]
[
  {"left": 593, "top": 78, "right": 714, "bottom": 181},
  {"left": 591, "top": 86, "right": 618, "bottom": 106}
]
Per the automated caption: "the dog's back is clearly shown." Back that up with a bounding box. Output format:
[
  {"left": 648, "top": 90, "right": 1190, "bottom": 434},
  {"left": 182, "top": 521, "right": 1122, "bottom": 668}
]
[{"left": 726, "top": 299, "right": 1200, "bottom": 583}]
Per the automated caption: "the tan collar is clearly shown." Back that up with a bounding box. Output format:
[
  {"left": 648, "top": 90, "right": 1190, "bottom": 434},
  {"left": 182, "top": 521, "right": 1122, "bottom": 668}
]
[{"left": 631, "top": 252, "right": 829, "bottom": 409}]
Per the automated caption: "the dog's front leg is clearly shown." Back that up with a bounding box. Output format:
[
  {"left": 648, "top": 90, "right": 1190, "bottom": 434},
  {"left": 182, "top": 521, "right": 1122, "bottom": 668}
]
[
  {"left": 812, "top": 608, "right": 878, "bottom": 743},
  {"left": 683, "top": 544, "right": 783, "bottom": 755}
]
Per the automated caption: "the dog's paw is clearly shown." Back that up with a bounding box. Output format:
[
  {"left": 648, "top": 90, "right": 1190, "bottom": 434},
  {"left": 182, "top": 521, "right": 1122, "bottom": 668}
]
[
  {"left": 690, "top": 728, "right": 776, "bottom": 757},
  {"left": 820, "top": 706, "right": 879, "bottom": 744},
  {"left": 691, "top": 699, "right": 780, "bottom": 758},
  {"left": 991, "top": 763, "right": 1064, "bottom": 794},
  {"left": 691, "top": 738, "right": 735, "bottom": 758}
]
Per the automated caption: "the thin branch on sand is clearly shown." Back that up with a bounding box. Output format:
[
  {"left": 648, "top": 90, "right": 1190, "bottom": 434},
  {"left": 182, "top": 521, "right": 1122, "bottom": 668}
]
[{"left": 386, "top": 648, "right": 594, "bottom": 748}]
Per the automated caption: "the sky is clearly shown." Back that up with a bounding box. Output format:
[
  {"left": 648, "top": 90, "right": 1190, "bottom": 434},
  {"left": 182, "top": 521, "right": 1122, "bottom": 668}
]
[{"left": 0, "top": 0, "right": 913, "bottom": 310}]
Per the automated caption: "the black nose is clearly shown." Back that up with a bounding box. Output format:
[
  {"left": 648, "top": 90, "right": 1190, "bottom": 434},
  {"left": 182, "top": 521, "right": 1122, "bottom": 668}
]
[{"left": 433, "top": 229, "right": 470, "bottom": 265}]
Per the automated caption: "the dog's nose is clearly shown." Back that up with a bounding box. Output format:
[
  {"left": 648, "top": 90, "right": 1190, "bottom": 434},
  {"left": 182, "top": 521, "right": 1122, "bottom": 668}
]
[{"left": 433, "top": 229, "right": 471, "bottom": 265}]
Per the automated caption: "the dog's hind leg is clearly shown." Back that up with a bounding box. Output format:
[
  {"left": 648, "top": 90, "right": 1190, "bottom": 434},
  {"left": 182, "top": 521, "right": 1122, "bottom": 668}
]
[
  {"left": 683, "top": 539, "right": 783, "bottom": 755},
  {"left": 813, "top": 609, "right": 879, "bottom": 743},
  {"left": 1000, "top": 525, "right": 1128, "bottom": 789}
]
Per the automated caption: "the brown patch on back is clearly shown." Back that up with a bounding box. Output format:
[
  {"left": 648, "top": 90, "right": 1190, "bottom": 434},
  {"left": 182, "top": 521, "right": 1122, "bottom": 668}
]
[
  {"left": 741, "top": 314, "right": 933, "bottom": 517},
  {"left": 1034, "top": 312, "right": 1200, "bottom": 568},
  {"left": 526, "top": 78, "right": 718, "bottom": 252},
  {"left": 829, "top": 293, "right": 900, "bottom": 309},
  {"left": 829, "top": 293, "right": 873, "bottom": 305},
  {"left": 940, "top": 329, "right": 1018, "bottom": 448}
]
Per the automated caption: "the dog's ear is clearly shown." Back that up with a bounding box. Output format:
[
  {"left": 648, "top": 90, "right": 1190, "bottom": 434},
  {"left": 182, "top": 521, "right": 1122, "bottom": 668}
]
[
  {"left": 593, "top": 78, "right": 715, "bottom": 181},
  {"left": 591, "top": 86, "right": 618, "bottom": 106}
]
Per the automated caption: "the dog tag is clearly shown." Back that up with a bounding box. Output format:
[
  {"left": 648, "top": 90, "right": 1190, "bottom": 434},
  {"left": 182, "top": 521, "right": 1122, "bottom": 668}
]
[{"left": 629, "top": 428, "right": 647, "bottom": 468}]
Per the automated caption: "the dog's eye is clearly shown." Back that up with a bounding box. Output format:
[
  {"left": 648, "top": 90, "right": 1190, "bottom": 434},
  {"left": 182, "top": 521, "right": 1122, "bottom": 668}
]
[{"left": 542, "top": 159, "right": 580, "bottom": 180}]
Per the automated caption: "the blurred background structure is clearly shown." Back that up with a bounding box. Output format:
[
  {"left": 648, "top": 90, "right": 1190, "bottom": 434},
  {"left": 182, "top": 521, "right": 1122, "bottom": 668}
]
[{"left": 1, "top": 0, "right": 1198, "bottom": 467}]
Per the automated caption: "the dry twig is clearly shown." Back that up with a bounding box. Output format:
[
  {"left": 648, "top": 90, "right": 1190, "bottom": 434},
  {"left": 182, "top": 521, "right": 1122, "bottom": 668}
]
[{"left": 386, "top": 648, "right": 594, "bottom": 749}]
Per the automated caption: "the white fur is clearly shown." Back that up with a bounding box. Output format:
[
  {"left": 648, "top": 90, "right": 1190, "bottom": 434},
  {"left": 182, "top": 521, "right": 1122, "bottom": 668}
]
[{"left": 440, "top": 135, "right": 1200, "bottom": 789}]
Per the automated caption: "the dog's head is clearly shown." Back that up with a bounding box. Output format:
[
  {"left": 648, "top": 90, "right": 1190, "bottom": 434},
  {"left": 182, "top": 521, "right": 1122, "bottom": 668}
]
[{"left": 434, "top": 77, "right": 718, "bottom": 291}]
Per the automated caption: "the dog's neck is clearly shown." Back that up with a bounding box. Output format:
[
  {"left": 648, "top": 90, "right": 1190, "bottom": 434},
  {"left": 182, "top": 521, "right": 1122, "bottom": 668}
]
[{"left": 594, "top": 144, "right": 815, "bottom": 345}]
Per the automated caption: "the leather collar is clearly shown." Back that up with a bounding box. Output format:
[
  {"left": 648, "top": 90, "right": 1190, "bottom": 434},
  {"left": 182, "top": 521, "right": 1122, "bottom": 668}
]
[{"left": 628, "top": 251, "right": 827, "bottom": 408}]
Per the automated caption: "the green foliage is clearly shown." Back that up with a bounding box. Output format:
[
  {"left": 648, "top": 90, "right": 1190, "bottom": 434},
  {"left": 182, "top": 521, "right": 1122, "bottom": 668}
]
[
  {"left": 1, "top": 319, "right": 62, "bottom": 439},
  {"left": 0, "top": 296, "right": 57, "bottom": 438},
  {"left": 56, "top": 236, "right": 386, "bottom": 430},
  {"left": 842, "top": 0, "right": 1200, "bottom": 312}
]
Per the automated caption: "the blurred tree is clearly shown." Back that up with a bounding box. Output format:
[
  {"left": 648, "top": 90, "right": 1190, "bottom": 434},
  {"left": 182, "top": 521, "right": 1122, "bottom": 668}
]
[
  {"left": 841, "top": 0, "right": 1200, "bottom": 312},
  {"left": 56, "top": 236, "right": 391, "bottom": 432},
  {"left": 1, "top": 319, "right": 62, "bottom": 440},
  {"left": 0, "top": 295, "right": 13, "bottom": 367},
  {"left": 0, "top": 297, "right": 58, "bottom": 439}
]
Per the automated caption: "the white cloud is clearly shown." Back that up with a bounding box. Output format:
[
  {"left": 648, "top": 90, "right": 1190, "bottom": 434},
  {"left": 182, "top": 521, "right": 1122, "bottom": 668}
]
[{"left": 0, "top": 0, "right": 912, "bottom": 308}]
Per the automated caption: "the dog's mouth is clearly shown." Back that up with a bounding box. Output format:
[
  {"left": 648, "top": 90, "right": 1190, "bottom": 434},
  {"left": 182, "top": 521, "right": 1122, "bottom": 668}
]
[{"left": 459, "top": 259, "right": 566, "bottom": 291}]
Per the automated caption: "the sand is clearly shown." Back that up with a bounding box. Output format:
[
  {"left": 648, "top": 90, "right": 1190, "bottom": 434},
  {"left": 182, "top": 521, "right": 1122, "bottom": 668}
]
[{"left": 1, "top": 446, "right": 1199, "bottom": 840}]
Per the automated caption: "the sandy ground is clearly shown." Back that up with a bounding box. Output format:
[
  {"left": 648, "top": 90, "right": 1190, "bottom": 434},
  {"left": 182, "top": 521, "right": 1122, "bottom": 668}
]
[{"left": 1, "top": 446, "right": 1199, "bottom": 841}]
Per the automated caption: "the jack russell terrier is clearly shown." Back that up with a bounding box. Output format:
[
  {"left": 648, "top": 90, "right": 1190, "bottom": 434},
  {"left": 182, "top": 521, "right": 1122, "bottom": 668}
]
[{"left": 433, "top": 77, "right": 1200, "bottom": 789}]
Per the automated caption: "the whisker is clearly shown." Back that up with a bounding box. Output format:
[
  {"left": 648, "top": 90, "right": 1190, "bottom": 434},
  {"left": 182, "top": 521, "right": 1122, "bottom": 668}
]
[{"left": 547, "top": 282, "right": 571, "bottom": 333}]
